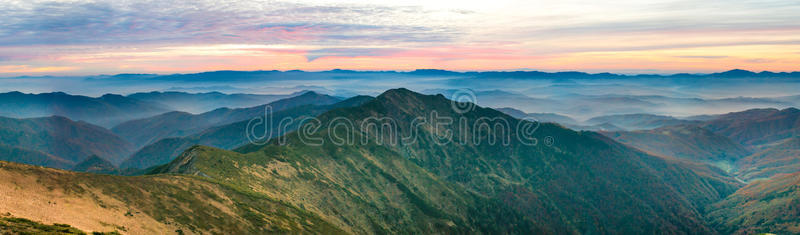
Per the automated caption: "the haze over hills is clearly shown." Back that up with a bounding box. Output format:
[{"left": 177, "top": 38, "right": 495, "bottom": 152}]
[
  {"left": 126, "top": 90, "right": 303, "bottom": 114},
  {"left": 120, "top": 95, "right": 374, "bottom": 169},
  {"left": 112, "top": 91, "right": 341, "bottom": 148},
  {"left": 596, "top": 108, "right": 800, "bottom": 184},
  {"left": 586, "top": 113, "right": 698, "bottom": 130},
  {"left": 7, "top": 69, "right": 800, "bottom": 120},
  {"left": 3, "top": 0, "right": 800, "bottom": 232},
  {"left": 0, "top": 91, "right": 170, "bottom": 128},
  {"left": 495, "top": 107, "right": 579, "bottom": 125}
]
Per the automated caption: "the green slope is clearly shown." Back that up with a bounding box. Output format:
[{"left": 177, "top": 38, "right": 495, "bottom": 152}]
[
  {"left": 702, "top": 108, "right": 800, "bottom": 150},
  {"left": 735, "top": 137, "right": 800, "bottom": 181},
  {"left": 160, "top": 88, "right": 741, "bottom": 234},
  {"left": 706, "top": 172, "right": 800, "bottom": 234}
]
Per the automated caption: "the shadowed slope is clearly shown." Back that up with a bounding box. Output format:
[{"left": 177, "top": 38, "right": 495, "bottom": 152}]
[
  {"left": 602, "top": 125, "right": 751, "bottom": 165},
  {"left": 0, "top": 116, "right": 134, "bottom": 166}
]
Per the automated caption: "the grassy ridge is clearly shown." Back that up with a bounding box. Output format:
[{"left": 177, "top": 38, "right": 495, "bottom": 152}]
[
  {"left": 161, "top": 88, "right": 743, "bottom": 233},
  {"left": 0, "top": 161, "right": 343, "bottom": 234}
]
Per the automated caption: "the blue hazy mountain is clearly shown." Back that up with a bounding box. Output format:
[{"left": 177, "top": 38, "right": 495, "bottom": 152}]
[
  {"left": 495, "top": 107, "right": 579, "bottom": 125},
  {"left": 126, "top": 90, "right": 305, "bottom": 114},
  {"left": 0, "top": 91, "right": 171, "bottom": 128},
  {"left": 585, "top": 113, "right": 699, "bottom": 130},
  {"left": 120, "top": 95, "right": 373, "bottom": 170},
  {"left": 111, "top": 91, "right": 341, "bottom": 148}
]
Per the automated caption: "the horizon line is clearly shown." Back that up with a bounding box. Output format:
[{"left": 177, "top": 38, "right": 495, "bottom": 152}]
[{"left": 4, "top": 68, "right": 800, "bottom": 79}]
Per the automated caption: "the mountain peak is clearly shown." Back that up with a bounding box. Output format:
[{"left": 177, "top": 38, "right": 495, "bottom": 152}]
[
  {"left": 71, "top": 155, "right": 119, "bottom": 174},
  {"left": 374, "top": 88, "right": 443, "bottom": 113},
  {"left": 296, "top": 90, "right": 323, "bottom": 97},
  {"left": 379, "top": 88, "right": 415, "bottom": 97},
  {"left": 715, "top": 69, "right": 757, "bottom": 77}
]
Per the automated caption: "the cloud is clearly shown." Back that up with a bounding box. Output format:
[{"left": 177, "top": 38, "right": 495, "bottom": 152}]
[
  {"left": 0, "top": 0, "right": 459, "bottom": 46},
  {"left": 0, "top": 65, "right": 77, "bottom": 73},
  {"left": 674, "top": 56, "right": 728, "bottom": 59},
  {"left": 305, "top": 48, "right": 402, "bottom": 61},
  {"left": 745, "top": 58, "right": 776, "bottom": 63}
]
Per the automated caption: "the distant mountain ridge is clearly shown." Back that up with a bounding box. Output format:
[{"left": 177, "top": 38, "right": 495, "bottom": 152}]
[
  {"left": 586, "top": 113, "right": 698, "bottom": 130},
  {"left": 126, "top": 90, "right": 304, "bottom": 114},
  {"left": 112, "top": 91, "right": 342, "bottom": 148},
  {"left": 495, "top": 107, "right": 579, "bottom": 125},
  {"left": 120, "top": 95, "right": 374, "bottom": 169},
  {"left": 0, "top": 91, "right": 170, "bottom": 128},
  {"left": 54, "top": 69, "right": 800, "bottom": 81}
]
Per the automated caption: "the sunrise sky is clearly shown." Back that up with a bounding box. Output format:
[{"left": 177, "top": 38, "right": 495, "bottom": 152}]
[{"left": 1, "top": 0, "right": 799, "bottom": 76}]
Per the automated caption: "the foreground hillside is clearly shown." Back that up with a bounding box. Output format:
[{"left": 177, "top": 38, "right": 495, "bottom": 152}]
[
  {"left": 0, "top": 161, "right": 343, "bottom": 234},
  {"left": 0, "top": 215, "right": 118, "bottom": 234},
  {"left": 7, "top": 88, "right": 793, "bottom": 234}
]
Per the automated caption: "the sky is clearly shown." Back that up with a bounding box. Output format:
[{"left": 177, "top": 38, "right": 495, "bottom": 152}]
[{"left": 1, "top": 0, "right": 799, "bottom": 76}]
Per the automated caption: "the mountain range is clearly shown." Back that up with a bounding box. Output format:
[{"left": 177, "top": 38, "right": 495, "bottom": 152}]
[
  {"left": 154, "top": 88, "right": 740, "bottom": 233},
  {"left": 111, "top": 91, "right": 341, "bottom": 149},
  {"left": 0, "top": 87, "right": 799, "bottom": 234},
  {"left": 0, "top": 92, "right": 170, "bottom": 128},
  {"left": 119, "top": 95, "right": 374, "bottom": 169},
  {"left": 126, "top": 91, "right": 303, "bottom": 114}
]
